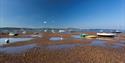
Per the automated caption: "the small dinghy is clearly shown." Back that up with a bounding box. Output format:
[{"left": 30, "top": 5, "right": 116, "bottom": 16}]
[
  {"left": 97, "top": 33, "right": 116, "bottom": 37},
  {"left": 80, "top": 34, "right": 88, "bottom": 38}
]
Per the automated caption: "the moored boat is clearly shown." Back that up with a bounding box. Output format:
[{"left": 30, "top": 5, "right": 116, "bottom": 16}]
[
  {"left": 80, "top": 33, "right": 88, "bottom": 38},
  {"left": 97, "top": 33, "right": 116, "bottom": 37},
  {"left": 112, "top": 30, "right": 122, "bottom": 33},
  {"left": 85, "top": 35, "right": 97, "bottom": 38}
]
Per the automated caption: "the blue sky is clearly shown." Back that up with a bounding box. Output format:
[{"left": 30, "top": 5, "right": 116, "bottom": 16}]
[{"left": 0, "top": 0, "right": 125, "bottom": 29}]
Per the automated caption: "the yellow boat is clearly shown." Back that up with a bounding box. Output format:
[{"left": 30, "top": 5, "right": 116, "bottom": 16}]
[{"left": 85, "top": 35, "right": 97, "bottom": 38}]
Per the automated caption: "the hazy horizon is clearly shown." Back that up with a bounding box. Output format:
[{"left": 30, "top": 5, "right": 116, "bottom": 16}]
[{"left": 0, "top": 0, "right": 125, "bottom": 29}]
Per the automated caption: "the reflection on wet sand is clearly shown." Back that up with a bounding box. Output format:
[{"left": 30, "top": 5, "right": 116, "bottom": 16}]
[
  {"left": 49, "top": 37, "right": 63, "bottom": 41},
  {"left": 0, "top": 38, "right": 33, "bottom": 46},
  {"left": 47, "top": 44, "right": 82, "bottom": 49},
  {"left": 0, "top": 44, "right": 36, "bottom": 54}
]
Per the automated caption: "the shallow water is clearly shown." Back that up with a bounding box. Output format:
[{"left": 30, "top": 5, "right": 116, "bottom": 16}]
[
  {"left": 72, "top": 35, "right": 81, "bottom": 39},
  {"left": 96, "top": 37, "right": 114, "bottom": 40},
  {"left": 0, "top": 38, "right": 33, "bottom": 46},
  {"left": 48, "top": 40, "right": 125, "bottom": 49},
  {"left": 89, "top": 40, "right": 107, "bottom": 47},
  {"left": 47, "top": 44, "right": 82, "bottom": 49},
  {"left": 47, "top": 40, "right": 107, "bottom": 49},
  {"left": 49, "top": 37, "right": 63, "bottom": 41},
  {"left": 111, "top": 42, "right": 125, "bottom": 48},
  {"left": 119, "top": 41, "right": 125, "bottom": 44},
  {"left": 0, "top": 38, "right": 125, "bottom": 54},
  {"left": 25, "top": 34, "right": 42, "bottom": 38},
  {"left": 0, "top": 44, "right": 36, "bottom": 54}
]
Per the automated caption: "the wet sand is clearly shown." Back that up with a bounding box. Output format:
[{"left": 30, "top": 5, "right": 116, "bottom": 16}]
[{"left": 0, "top": 32, "right": 125, "bottom": 63}]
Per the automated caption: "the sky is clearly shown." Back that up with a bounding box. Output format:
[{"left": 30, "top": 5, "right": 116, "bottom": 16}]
[{"left": 0, "top": 0, "right": 125, "bottom": 29}]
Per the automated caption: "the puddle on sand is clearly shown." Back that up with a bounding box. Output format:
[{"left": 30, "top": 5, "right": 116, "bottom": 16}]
[
  {"left": 0, "top": 38, "right": 33, "bottom": 46},
  {"left": 89, "top": 40, "right": 107, "bottom": 47},
  {"left": 96, "top": 37, "right": 114, "bottom": 40},
  {"left": 0, "top": 44, "right": 36, "bottom": 54},
  {"left": 111, "top": 42, "right": 125, "bottom": 48},
  {"left": 72, "top": 35, "right": 81, "bottom": 39},
  {"left": 111, "top": 44, "right": 124, "bottom": 48},
  {"left": 49, "top": 37, "right": 63, "bottom": 41},
  {"left": 90, "top": 40, "right": 125, "bottom": 48},
  {"left": 25, "top": 34, "right": 42, "bottom": 38},
  {"left": 47, "top": 44, "right": 82, "bottom": 49},
  {"left": 48, "top": 40, "right": 125, "bottom": 49},
  {"left": 119, "top": 41, "right": 125, "bottom": 44}
]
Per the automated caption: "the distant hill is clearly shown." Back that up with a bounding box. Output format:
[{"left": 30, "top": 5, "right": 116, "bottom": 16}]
[{"left": 0, "top": 27, "right": 125, "bottom": 33}]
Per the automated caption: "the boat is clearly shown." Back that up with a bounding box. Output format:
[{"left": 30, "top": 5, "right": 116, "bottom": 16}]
[
  {"left": 51, "top": 30, "right": 55, "bottom": 33},
  {"left": 80, "top": 33, "right": 88, "bottom": 38},
  {"left": 97, "top": 33, "right": 116, "bottom": 37},
  {"left": 5, "top": 39, "right": 10, "bottom": 43},
  {"left": 59, "top": 30, "right": 65, "bottom": 33},
  {"left": 112, "top": 30, "right": 122, "bottom": 33},
  {"left": 9, "top": 32, "right": 18, "bottom": 36},
  {"left": 85, "top": 35, "right": 97, "bottom": 38},
  {"left": 44, "top": 30, "right": 47, "bottom": 32}
]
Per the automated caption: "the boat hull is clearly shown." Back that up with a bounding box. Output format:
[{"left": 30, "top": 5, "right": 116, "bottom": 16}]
[
  {"left": 97, "top": 33, "right": 116, "bottom": 37},
  {"left": 97, "top": 35, "right": 115, "bottom": 37}
]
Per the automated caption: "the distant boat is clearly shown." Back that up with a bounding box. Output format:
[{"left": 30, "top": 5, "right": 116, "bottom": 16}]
[
  {"left": 80, "top": 33, "right": 88, "bottom": 38},
  {"left": 44, "top": 30, "right": 47, "bottom": 32},
  {"left": 112, "top": 30, "right": 122, "bottom": 33},
  {"left": 51, "top": 30, "right": 55, "bottom": 33},
  {"left": 9, "top": 33, "right": 15, "bottom": 36},
  {"left": 9, "top": 32, "right": 18, "bottom": 36},
  {"left": 97, "top": 33, "right": 116, "bottom": 37},
  {"left": 59, "top": 30, "right": 65, "bottom": 33}
]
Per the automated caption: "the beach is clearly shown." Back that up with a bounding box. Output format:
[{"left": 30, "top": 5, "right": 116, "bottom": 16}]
[{"left": 0, "top": 32, "right": 125, "bottom": 63}]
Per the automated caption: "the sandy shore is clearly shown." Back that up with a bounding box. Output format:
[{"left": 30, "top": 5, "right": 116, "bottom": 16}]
[{"left": 0, "top": 32, "right": 125, "bottom": 63}]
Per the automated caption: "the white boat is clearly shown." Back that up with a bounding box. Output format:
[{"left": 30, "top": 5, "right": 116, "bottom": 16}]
[
  {"left": 44, "top": 30, "right": 47, "bottom": 32},
  {"left": 97, "top": 33, "right": 116, "bottom": 37},
  {"left": 51, "top": 30, "right": 55, "bottom": 33},
  {"left": 112, "top": 30, "right": 122, "bottom": 33},
  {"left": 9, "top": 32, "right": 18, "bottom": 36},
  {"left": 59, "top": 30, "right": 65, "bottom": 33},
  {"left": 9, "top": 33, "right": 15, "bottom": 36}
]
